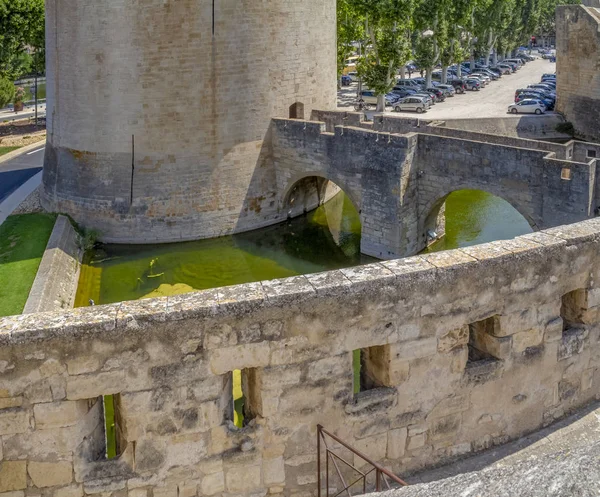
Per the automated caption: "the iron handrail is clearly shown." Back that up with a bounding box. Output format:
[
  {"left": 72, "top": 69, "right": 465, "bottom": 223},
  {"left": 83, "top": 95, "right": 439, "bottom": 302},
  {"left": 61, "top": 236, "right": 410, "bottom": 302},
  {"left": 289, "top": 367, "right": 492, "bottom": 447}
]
[{"left": 317, "top": 424, "right": 408, "bottom": 497}]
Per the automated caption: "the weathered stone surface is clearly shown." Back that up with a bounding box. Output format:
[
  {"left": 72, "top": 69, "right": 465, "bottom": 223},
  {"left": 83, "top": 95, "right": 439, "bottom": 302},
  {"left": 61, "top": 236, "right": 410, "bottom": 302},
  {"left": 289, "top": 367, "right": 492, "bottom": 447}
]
[
  {"left": 66, "top": 371, "right": 125, "bottom": 400},
  {"left": 34, "top": 401, "right": 88, "bottom": 429},
  {"left": 53, "top": 485, "right": 83, "bottom": 497},
  {"left": 28, "top": 461, "right": 73, "bottom": 488},
  {"left": 225, "top": 465, "right": 261, "bottom": 492},
  {"left": 0, "top": 461, "right": 27, "bottom": 492},
  {"left": 201, "top": 472, "right": 225, "bottom": 496},
  {"left": 438, "top": 327, "right": 469, "bottom": 353},
  {"left": 0, "top": 410, "right": 29, "bottom": 436},
  {"left": 263, "top": 457, "right": 285, "bottom": 485},
  {"left": 387, "top": 428, "right": 408, "bottom": 460}
]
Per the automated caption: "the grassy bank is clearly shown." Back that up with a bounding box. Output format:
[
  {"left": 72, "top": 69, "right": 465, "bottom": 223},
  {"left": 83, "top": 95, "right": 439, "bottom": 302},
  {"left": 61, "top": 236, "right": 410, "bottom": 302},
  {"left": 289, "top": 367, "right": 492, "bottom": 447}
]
[
  {"left": 0, "top": 213, "right": 57, "bottom": 317},
  {"left": 0, "top": 146, "right": 20, "bottom": 157}
]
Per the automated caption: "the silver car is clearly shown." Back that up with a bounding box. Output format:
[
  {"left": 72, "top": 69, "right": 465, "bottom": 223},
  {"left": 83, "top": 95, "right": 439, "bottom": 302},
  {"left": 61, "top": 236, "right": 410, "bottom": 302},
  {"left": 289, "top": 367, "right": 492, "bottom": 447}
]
[{"left": 394, "top": 96, "right": 430, "bottom": 113}]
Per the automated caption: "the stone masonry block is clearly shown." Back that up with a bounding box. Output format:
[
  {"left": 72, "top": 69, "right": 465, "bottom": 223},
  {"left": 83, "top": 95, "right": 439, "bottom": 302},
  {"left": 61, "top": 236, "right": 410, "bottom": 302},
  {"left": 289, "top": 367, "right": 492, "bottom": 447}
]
[
  {"left": 210, "top": 342, "right": 271, "bottom": 375},
  {"left": 387, "top": 427, "right": 407, "bottom": 460},
  {"left": 470, "top": 328, "right": 512, "bottom": 360},
  {"left": 390, "top": 338, "right": 437, "bottom": 361},
  {"left": 34, "top": 400, "right": 89, "bottom": 429},
  {"left": 66, "top": 370, "right": 125, "bottom": 400},
  {"left": 512, "top": 328, "right": 544, "bottom": 354},
  {"left": 306, "top": 355, "right": 348, "bottom": 382},
  {"left": 201, "top": 472, "right": 225, "bottom": 496},
  {"left": 0, "top": 461, "right": 27, "bottom": 492},
  {"left": 263, "top": 457, "right": 285, "bottom": 485},
  {"left": 0, "top": 410, "right": 29, "bottom": 436},
  {"left": 28, "top": 461, "right": 73, "bottom": 488},
  {"left": 438, "top": 326, "right": 469, "bottom": 353},
  {"left": 53, "top": 485, "right": 83, "bottom": 497},
  {"left": 225, "top": 465, "right": 261, "bottom": 492}
]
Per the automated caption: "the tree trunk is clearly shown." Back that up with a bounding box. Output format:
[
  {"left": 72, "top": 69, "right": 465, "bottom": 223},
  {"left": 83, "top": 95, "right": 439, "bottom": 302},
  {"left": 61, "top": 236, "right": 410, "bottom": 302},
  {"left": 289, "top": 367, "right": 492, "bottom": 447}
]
[
  {"left": 441, "top": 66, "right": 448, "bottom": 84},
  {"left": 470, "top": 55, "right": 475, "bottom": 71},
  {"left": 376, "top": 94, "right": 386, "bottom": 113},
  {"left": 399, "top": 66, "right": 406, "bottom": 80},
  {"left": 425, "top": 68, "right": 433, "bottom": 87},
  {"left": 492, "top": 52, "right": 498, "bottom": 66},
  {"left": 457, "top": 64, "right": 462, "bottom": 78}
]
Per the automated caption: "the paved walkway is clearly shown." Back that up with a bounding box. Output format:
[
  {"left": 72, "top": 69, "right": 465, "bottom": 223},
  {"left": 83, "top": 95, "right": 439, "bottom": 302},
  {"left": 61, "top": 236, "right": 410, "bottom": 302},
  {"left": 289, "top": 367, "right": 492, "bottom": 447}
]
[
  {"left": 0, "top": 142, "right": 45, "bottom": 226},
  {"left": 393, "top": 402, "right": 600, "bottom": 497}
]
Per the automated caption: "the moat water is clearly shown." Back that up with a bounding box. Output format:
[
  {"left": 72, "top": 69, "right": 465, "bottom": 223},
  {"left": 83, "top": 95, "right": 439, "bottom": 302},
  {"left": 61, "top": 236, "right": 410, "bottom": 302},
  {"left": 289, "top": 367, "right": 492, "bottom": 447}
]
[{"left": 74, "top": 190, "right": 533, "bottom": 307}]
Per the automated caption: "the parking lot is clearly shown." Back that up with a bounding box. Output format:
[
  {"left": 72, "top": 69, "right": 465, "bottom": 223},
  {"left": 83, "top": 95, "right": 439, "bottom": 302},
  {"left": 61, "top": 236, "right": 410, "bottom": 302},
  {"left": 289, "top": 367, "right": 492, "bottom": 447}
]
[{"left": 337, "top": 58, "right": 557, "bottom": 120}]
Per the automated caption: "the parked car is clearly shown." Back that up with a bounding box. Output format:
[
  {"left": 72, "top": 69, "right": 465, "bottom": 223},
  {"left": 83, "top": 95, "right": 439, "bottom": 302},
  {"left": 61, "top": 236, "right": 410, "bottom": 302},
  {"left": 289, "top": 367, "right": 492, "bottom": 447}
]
[
  {"left": 503, "top": 58, "right": 524, "bottom": 69},
  {"left": 347, "top": 72, "right": 360, "bottom": 82},
  {"left": 515, "top": 88, "right": 554, "bottom": 101},
  {"left": 395, "top": 79, "right": 422, "bottom": 89},
  {"left": 359, "top": 90, "right": 398, "bottom": 106},
  {"left": 515, "top": 93, "right": 555, "bottom": 109},
  {"left": 501, "top": 61, "right": 519, "bottom": 72},
  {"left": 508, "top": 99, "right": 546, "bottom": 115},
  {"left": 393, "top": 96, "right": 430, "bottom": 113},
  {"left": 476, "top": 68, "right": 500, "bottom": 80},
  {"left": 412, "top": 92, "right": 435, "bottom": 106},
  {"left": 424, "top": 87, "right": 445, "bottom": 102},
  {"left": 490, "top": 66, "right": 511, "bottom": 76},
  {"left": 528, "top": 84, "right": 556, "bottom": 97},
  {"left": 449, "top": 79, "right": 467, "bottom": 94},
  {"left": 464, "top": 78, "right": 482, "bottom": 91},
  {"left": 391, "top": 87, "right": 419, "bottom": 98},
  {"left": 411, "top": 77, "right": 427, "bottom": 87},
  {"left": 471, "top": 72, "right": 492, "bottom": 84},
  {"left": 541, "top": 73, "right": 556, "bottom": 81},
  {"left": 468, "top": 75, "right": 488, "bottom": 87},
  {"left": 341, "top": 75, "right": 352, "bottom": 86},
  {"left": 433, "top": 83, "right": 456, "bottom": 97}
]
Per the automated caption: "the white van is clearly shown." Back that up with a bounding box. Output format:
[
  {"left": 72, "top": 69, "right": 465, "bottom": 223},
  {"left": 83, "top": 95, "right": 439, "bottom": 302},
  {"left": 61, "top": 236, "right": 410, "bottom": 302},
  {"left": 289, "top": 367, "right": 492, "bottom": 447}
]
[{"left": 503, "top": 59, "right": 524, "bottom": 69}]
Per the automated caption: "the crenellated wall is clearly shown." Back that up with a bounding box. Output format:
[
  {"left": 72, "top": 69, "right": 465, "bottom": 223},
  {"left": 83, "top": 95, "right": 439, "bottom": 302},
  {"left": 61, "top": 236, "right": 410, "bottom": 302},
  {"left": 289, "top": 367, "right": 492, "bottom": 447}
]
[
  {"left": 1, "top": 219, "right": 600, "bottom": 496},
  {"left": 273, "top": 114, "right": 598, "bottom": 258}
]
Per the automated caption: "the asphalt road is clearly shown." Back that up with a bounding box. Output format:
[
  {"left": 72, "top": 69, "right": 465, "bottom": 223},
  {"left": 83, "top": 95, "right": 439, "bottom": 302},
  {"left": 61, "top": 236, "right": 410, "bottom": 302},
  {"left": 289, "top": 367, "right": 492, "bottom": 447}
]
[
  {"left": 338, "top": 58, "right": 557, "bottom": 120},
  {"left": 0, "top": 144, "right": 44, "bottom": 203}
]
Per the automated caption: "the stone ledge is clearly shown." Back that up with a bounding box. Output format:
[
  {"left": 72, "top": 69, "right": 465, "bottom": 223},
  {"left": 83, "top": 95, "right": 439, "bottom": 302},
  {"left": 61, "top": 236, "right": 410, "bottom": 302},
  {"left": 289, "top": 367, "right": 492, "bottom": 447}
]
[
  {"left": 22, "top": 215, "right": 83, "bottom": 314},
  {"left": 1, "top": 218, "right": 600, "bottom": 345}
]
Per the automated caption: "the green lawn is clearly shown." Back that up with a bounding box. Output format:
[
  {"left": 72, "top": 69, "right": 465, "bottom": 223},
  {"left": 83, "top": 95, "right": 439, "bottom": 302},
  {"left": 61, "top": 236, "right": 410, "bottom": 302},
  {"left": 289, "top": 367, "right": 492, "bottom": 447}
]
[
  {"left": 0, "top": 213, "right": 57, "bottom": 317},
  {"left": 0, "top": 146, "right": 20, "bottom": 157}
]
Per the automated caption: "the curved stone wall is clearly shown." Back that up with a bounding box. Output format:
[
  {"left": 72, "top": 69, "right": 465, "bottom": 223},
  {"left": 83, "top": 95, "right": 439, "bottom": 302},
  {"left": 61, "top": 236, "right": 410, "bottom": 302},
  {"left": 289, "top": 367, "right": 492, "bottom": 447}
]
[
  {"left": 43, "top": 0, "right": 337, "bottom": 243},
  {"left": 1, "top": 219, "right": 600, "bottom": 495}
]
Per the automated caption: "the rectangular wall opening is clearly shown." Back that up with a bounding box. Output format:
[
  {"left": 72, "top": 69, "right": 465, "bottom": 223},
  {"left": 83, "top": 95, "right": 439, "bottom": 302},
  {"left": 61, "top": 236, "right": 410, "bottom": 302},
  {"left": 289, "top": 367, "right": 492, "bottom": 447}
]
[
  {"left": 467, "top": 316, "right": 500, "bottom": 364},
  {"left": 100, "top": 394, "right": 125, "bottom": 461},
  {"left": 231, "top": 369, "right": 260, "bottom": 428},
  {"left": 353, "top": 345, "right": 390, "bottom": 394},
  {"left": 587, "top": 149, "right": 597, "bottom": 159},
  {"left": 561, "top": 289, "right": 586, "bottom": 332}
]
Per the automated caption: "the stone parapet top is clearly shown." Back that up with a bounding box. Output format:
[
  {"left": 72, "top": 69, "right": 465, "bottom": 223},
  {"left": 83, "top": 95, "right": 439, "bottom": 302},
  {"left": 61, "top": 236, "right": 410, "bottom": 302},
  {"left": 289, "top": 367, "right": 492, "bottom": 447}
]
[{"left": 1, "top": 218, "right": 600, "bottom": 345}]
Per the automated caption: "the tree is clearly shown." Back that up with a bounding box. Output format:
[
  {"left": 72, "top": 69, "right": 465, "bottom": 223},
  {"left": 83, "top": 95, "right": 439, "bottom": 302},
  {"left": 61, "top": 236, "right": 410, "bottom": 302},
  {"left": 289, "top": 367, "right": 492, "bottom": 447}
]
[
  {"left": 537, "top": 0, "right": 580, "bottom": 47},
  {"left": 352, "top": 0, "right": 415, "bottom": 111},
  {"left": 0, "top": 0, "right": 45, "bottom": 80},
  {"left": 337, "top": 0, "right": 365, "bottom": 87},
  {"left": 0, "top": 77, "right": 14, "bottom": 108}
]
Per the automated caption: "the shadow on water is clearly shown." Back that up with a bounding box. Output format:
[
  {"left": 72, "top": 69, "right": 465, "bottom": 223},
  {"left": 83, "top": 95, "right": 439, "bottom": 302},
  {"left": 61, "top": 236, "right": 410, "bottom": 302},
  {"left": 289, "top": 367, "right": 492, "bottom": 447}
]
[
  {"left": 75, "top": 192, "right": 372, "bottom": 306},
  {"left": 75, "top": 189, "right": 534, "bottom": 307}
]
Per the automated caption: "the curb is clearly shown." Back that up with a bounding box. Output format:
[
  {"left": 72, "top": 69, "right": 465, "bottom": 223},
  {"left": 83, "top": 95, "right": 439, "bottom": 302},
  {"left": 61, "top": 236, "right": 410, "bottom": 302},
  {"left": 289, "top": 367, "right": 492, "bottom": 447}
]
[
  {"left": 0, "top": 140, "right": 46, "bottom": 166},
  {"left": 0, "top": 171, "right": 42, "bottom": 227}
]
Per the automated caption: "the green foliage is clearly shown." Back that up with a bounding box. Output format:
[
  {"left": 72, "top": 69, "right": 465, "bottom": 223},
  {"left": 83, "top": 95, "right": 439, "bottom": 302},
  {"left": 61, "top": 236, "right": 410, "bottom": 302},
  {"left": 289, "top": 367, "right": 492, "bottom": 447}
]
[
  {"left": 82, "top": 229, "right": 101, "bottom": 252},
  {"left": 0, "top": 76, "right": 14, "bottom": 108},
  {"left": 0, "top": 0, "right": 45, "bottom": 80}
]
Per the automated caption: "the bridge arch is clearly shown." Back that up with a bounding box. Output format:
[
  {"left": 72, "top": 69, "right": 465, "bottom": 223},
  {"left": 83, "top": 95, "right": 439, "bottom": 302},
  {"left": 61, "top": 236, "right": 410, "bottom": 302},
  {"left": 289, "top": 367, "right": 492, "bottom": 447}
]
[
  {"left": 420, "top": 187, "right": 539, "bottom": 250},
  {"left": 280, "top": 171, "right": 362, "bottom": 220}
]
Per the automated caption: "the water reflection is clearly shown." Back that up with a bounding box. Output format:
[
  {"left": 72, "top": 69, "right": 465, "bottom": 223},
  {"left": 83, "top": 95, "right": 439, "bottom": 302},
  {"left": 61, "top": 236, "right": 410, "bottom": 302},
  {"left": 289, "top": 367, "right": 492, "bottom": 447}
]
[{"left": 75, "top": 189, "right": 534, "bottom": 306}]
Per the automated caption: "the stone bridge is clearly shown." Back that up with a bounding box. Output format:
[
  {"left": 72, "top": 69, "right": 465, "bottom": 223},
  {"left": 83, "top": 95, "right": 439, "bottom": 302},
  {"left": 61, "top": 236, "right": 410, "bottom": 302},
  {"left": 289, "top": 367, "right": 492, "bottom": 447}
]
[{"left": 272, "top": 112, "right": 600, "bottom": 259}]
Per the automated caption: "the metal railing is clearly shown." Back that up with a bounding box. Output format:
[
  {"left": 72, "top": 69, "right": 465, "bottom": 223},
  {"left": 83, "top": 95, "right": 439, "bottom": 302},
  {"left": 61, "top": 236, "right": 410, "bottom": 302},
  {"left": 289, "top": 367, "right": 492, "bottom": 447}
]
[{"left": 317, "top": 425, "right": 408, "bottom": 497}]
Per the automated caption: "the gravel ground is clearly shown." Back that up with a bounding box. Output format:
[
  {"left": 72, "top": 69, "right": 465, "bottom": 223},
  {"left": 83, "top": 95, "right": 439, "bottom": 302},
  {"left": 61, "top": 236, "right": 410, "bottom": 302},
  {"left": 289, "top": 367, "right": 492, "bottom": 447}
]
[
  {"left": 338, "top": 58, "right": 557, "bottom": 120},
  {"left": 0, "top": 119, "right": 46, "bottom": 148},
  {"left": 11, "top": 186, "right": 43, "bottom": 215}
]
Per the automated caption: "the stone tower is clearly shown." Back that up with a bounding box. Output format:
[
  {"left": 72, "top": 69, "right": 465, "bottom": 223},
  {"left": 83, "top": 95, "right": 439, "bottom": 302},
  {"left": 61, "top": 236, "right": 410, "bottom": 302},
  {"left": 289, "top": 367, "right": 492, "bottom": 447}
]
[{"left": 43, "top": 0, "right": 337, "bottom": 243}]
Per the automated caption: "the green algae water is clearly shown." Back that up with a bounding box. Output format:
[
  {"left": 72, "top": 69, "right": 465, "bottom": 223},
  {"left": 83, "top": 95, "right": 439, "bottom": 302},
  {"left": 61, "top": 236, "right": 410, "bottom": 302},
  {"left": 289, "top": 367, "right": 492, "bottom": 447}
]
[
  {"left": 75, "top": 192, "right": 368, "bottom": 306},
  {"left": 425, "top": 190, "right": 533, "bottom": 253},
  {"left": 75, "top": 189, "right": 533, "bottom": 307}
]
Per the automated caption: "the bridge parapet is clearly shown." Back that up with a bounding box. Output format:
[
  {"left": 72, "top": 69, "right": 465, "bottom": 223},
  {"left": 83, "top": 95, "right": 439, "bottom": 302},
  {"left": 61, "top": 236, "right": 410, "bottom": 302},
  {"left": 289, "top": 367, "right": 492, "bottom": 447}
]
[{"left": 1, "top": 219, "right": 600, "bottom": 495}]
